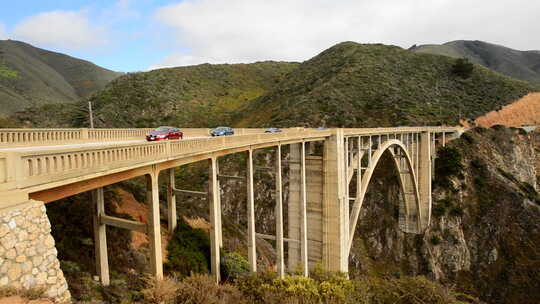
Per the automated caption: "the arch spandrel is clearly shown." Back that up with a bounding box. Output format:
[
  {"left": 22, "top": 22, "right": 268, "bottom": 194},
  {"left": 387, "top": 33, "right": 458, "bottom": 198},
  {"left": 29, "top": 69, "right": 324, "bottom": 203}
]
[{"left": 347, "top": 139, "right": 423, "bottom": 254}]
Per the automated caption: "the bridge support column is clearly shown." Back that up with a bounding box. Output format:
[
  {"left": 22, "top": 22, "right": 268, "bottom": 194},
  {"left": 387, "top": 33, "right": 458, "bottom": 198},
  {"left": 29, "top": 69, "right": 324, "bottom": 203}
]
[
  {"left": 146, "top": 173, "right": 163, "bottom": 280},
  {"left": 275, "top": 145, "right": 285, "bottom": 278},
  {"left": 208, "top": 157, "right": 221, "bottom": 282},
  {"left": 322, "top": 129, "right": 348, "bottom": 273},
  {"left": 246, "top": 149, "right": 257, "bottom": 272},
  {"left": 299, "top": 142, "right": 309, "bottom": 276},
  {"left": 418, "top": 132, "right": 432, "bottom": 230},
  {"left": 288, "top": 143, "right": 302, "bottom": 271},
  {"left": 167, "top": 168, "right": 177, "bottom": 232},
  {"left": 92, "top": 187, "right": 109, "bottom": 286}
]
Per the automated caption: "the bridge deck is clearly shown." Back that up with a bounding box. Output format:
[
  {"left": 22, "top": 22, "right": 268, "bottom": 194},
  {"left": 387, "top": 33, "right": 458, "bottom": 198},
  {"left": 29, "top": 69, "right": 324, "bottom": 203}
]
[{"left": 0, "top": 127, "right": 462, "bottom": 209}]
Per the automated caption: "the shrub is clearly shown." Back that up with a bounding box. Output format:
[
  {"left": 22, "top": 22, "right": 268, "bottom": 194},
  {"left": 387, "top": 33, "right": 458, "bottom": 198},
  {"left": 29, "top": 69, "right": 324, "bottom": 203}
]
[
  {"left": 434, "top": 146, "right": 464, "bottom": 189},
  {"left": 452, "top": 58, "right": 474, "bottom": 79},
  {"left": 430, "top": 235, "right": 442, "bottom": 245},
  {"left": 348, "top": 276, "right": 471, "bottom": 304},
  {"left": 141, "top": 275, "right": 180, "bottom": 304},
  {"left": 176, "top": 274, "right": 246, "bottom": 304},
  {"left": 220, "top": 252, "right": 250, "bottom": 282},
  {"left": 166, "top": 218, "right": 211, "bottom": 278},
  {"left": 236, "top": 269, "right": 353, "bottom": 304},
  {"left": 449, "top": 206, "right": 464, "bottom": 217},
  {"left": 432, "top": 204, "right": 447, "bottom": 217},
  {"left": 0, "top": 286, "right": 46, "bottom": 300}
]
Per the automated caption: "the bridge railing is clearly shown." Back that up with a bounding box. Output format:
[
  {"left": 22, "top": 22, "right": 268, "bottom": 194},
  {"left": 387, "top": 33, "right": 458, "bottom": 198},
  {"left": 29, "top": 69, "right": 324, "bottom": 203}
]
[
  {"left": 0, "top": 127, "right": 461, "bottom": 194},
  {"left": 0, "top": 130, "right": 332, "bottom": 192},
  {"left": 0, "top": 128, "right": 274, "bottom": 147}
]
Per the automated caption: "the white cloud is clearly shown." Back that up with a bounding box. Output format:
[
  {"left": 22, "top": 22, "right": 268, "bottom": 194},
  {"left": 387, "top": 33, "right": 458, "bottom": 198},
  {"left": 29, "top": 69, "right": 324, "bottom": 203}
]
[
  {"left": 0, "top": 23, "right": 7, "bottom": 39},
  {"left": 151, "top": 0, "right": 540, "bottom": 69},
  {"left": 12, "top": 10, "right": 108, "bottom": 50}
]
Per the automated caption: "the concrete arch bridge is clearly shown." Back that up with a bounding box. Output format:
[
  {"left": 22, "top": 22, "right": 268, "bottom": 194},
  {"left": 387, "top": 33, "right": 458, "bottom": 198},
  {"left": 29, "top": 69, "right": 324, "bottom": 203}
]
[{"left": 0, "top": 127, "right": 461, "bottom": 300}]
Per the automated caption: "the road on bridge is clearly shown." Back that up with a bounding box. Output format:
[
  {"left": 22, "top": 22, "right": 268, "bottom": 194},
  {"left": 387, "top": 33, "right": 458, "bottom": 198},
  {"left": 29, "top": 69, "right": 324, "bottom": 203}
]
[{"left": 0, "top": 135, "right": 212, "bottom": 152}]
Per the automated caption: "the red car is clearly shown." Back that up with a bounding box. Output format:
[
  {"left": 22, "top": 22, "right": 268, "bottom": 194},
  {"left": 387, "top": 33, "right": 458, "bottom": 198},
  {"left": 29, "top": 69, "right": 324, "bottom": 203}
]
[{"left": 146, "top": 126, "right": 183, "bottom": 141}]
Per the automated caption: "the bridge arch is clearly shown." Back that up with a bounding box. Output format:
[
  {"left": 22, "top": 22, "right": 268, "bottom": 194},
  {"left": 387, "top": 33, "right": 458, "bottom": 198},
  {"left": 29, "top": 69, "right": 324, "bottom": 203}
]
[{"left": 347, "top": 139, "right": 422, "bottom": 254}]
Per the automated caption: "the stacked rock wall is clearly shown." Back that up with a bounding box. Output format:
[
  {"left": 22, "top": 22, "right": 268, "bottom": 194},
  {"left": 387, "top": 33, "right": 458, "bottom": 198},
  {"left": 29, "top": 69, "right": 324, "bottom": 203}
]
[{"left": 0, "top": 200, "right": 70, "bottom": 302}]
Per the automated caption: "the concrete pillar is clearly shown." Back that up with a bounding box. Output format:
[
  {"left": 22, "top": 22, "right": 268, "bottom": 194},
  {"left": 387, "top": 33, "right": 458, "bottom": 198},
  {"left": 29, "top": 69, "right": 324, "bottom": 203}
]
[
  {"left": 208, "top": 157, "right": 221, "bottom": 282},
  {"left": 146, "top": 173, "right": 163, "bottom": 280},
  {"left": 288, "top": 143, "right": 302, "bottom": 270},
  {"left": 300, "top": 142, "right": 309, "bottom": 276},
  {"left": 442, "top": 132, "right": 446, "bottom": 147},
  {"left": 246, "top": 149, "right": 257, "bottom": 272},
  {"left": 216, "top": 159, "right": 223, "bottom": 247},
  {"left": 417, "top": 132, "right": 432, "bottom": 230},
  {"left": 431, "top": 134, "right": 437, "bottom": 181},
  {"left": 305, "top": 155, "right": 324, "bottom": 269},
  {"left": 92, "top": 187, "right": 109, "bottom": 286},
  {"left": 167, "top": 168, "right": 177, "bottom": 232},
  {"left": 275, "top": 145, "right": 285, "bottom": 278},
  {"left": 322, "top": 129, "right": 348, "bottom": 273}
]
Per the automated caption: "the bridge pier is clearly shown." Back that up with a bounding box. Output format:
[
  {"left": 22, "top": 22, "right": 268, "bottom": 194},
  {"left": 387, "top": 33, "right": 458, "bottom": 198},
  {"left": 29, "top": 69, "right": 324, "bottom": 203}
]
[
  {"left": 146, "top": 173, "right": 163, "bottom": 280},
  {"left": 208, "top": 157, "right": 221, "bottom": 282},
  {"left": 275, "top": 145, "right": 285, "bottom": 278},
  {"left": 167, "top": 168, "right": 177, "bottom": 232},
  {"left": 92, "top": 187, "right": 109, "bottom": 286},
  {"left": 322, "top": 129, "right": 348, "bottom": 273},
  {"left": 246, "top": 150, "right": 257, "bottom": 272},
  {"left": 418, "top": 132, "right": 432, "bottom": 230}
]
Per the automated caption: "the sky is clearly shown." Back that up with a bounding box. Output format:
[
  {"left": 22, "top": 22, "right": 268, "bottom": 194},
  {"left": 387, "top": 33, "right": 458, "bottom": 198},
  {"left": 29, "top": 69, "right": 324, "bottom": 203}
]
[{"left": 0, "top": 0, "right": 539, "bottom": 72}]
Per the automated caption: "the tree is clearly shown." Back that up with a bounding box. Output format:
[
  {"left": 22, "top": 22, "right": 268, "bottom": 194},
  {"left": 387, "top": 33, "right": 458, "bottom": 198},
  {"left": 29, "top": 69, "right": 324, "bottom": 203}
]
[{"left": 452, "top": 58, "right": 474, "bottom": 79}]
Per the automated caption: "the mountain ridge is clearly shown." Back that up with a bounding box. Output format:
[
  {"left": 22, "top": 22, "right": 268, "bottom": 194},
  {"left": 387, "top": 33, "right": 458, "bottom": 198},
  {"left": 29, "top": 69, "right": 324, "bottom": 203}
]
[
  {"left": 411, "top": 40, "right": 540, "bottom": 84},
  {"left": 0, "top": 40, "right": 122, "bottom": 116},
  {"left": 238, "top": 41, "right": 535, "bottom": 127}
]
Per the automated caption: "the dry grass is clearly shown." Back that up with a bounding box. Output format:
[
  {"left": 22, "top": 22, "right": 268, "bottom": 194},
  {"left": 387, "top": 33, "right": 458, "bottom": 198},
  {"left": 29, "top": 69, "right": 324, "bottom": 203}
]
[
  {"left": 176, "top": 274, "right": 247, "bottom": 304},
  {"left": 0, "top": 286, "right": 47, "bottom": 300},
  {"left": 474, "top": 92, "right": 540, "bottom": 127},
  {"left": 183, "top": 216, "right": 211, "bottom": 232},
  {"left": 141, "top": 275, "right": 181, "bottom": 304}
]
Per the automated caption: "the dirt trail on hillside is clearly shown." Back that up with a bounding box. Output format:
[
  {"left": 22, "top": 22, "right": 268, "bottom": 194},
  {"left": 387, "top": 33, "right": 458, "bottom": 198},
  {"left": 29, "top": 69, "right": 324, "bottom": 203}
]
[{"left": 474, "top": 92, "right": 540, "bottom": 127}]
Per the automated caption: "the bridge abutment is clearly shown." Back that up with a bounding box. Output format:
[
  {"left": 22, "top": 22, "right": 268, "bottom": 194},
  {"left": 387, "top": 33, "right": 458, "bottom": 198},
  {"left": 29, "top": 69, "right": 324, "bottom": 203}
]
[{"left": 0, "top": 200, "right": 70, "bottom": 302}]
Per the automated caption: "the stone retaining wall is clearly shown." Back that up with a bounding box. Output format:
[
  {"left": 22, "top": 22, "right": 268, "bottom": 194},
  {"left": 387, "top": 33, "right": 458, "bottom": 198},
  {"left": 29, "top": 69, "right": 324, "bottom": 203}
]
[{"left": 0, "top": 200, "right": 70, "bottom": 302}]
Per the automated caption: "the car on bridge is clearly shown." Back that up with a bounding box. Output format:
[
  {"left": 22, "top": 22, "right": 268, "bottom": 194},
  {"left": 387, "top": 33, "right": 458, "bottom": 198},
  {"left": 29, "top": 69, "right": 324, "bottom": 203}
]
[
  {"left": 210, "top": 126, "right": 234, "bottom": 136},
  {"left": 146, "top": 126, "right": 183, "bottom": 141},
  {"left": 265, "top": 128, "right": 282, "bottom": 133}
]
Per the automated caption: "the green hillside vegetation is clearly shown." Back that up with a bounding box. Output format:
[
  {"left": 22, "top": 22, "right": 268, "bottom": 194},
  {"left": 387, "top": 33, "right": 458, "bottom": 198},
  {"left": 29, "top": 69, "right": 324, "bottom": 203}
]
[
  {"left": 67, "top": 61, "right": 298, "bottom": 128},
  {"left": 237, "top": 42, "right": 535, "bottom": 127},
  {"left": 412, "top": 40, "right": 540, "bottom": 84},
  {"left": 0, "top": 40, "right": 121, "bottom": 116}
]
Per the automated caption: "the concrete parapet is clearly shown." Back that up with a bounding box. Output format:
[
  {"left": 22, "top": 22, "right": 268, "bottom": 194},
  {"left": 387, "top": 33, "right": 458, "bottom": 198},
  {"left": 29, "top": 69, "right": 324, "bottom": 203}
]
[{"left": 0, "top": 200, "right": 70, "bottom": 302}]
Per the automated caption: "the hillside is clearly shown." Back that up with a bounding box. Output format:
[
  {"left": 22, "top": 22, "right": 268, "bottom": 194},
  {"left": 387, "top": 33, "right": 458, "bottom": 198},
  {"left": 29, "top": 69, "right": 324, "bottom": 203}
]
[
  {"left": 238, "top": 42, "right": 535, "bottom": 127},
  {"left": 0, "top": 40, "right": 121, "bottom": 115},
  {"left": 411, "top": 40, "right": 540, "bottom": 84},
  {"left": 472, "top": 92, "right": 540, "bottom": 127},
  {"left": 66, "top": 61, "right": 299, "bottom": 128}
]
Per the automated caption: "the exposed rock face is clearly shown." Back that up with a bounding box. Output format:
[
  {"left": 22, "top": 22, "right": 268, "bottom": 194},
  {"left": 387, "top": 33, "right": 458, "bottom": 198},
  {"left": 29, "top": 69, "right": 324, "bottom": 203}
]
[
  {"left": 349, "top": 127, "right": 540, "bottom": 304},
  {"left": 0, "top": 200, "right": 71, "bottom": 302}
]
